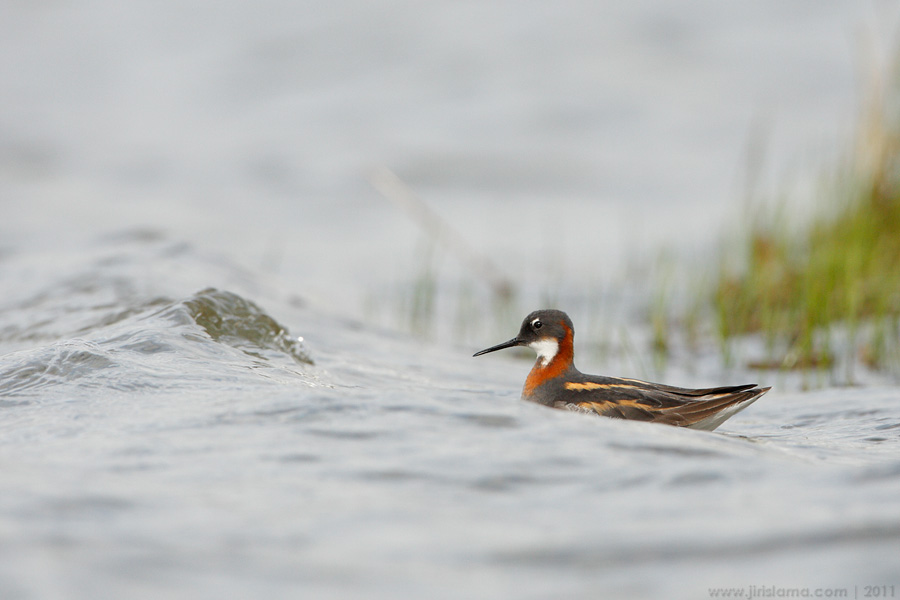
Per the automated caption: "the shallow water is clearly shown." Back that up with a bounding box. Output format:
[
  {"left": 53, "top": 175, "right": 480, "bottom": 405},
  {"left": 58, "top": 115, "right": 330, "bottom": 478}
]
[{"left": 3, "top": 2, "right": 900, "bottom": 599}]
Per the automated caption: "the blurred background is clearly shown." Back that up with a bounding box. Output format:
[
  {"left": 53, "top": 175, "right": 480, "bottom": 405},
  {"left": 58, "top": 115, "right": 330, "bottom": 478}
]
[
  {"left": 3, "top": 2, "right": 900, "bottom": 599},
  {"left": 4, "top": 1, "right": 895, "bottom": 349}
]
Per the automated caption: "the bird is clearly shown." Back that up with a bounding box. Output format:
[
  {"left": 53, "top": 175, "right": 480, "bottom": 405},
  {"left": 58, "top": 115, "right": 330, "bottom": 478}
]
[{"left": 473, "top": 309, "right": 769, "bottom": 431}]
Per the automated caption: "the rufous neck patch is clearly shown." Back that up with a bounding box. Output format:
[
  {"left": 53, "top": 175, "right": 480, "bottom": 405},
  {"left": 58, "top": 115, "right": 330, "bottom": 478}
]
[{"left": 523, "top": 322, "right": 574, "bottom": 397}]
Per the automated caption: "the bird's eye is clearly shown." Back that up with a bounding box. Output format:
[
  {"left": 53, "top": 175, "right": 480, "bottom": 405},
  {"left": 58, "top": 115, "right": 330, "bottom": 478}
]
[{"left": 532, "top": 319, "right": 543, "bottom": 330}]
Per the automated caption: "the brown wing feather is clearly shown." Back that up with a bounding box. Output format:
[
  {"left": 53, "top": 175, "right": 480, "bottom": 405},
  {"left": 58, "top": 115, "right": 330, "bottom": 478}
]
[
  {"left": 619, "top": 378, "right": 759, "bottom": 397},
  {"left": 572, "top": 399, "right": 662, "bottom": 422},
  {"left": 659, "top": 391, "right": 762, "bottom": 427},
  {"left": 568, "top": 386, "right": 770, "bottom": 428}
]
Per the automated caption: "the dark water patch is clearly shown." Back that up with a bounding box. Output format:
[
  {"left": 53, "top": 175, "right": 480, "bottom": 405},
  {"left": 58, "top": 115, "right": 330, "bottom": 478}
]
[
  {"left": 250, "top": 405, "right": 312, "bottom": 419},
  {"left": 358, "top": 469, "right": 433, "bottom": 482},
  {"left": 267, "top": 452, "right": 321, "bottom": 463},
  {"left": 874, "top": 421, "right": 900, "bottom": 431},
  {"left": 97, "top": 228, "right": 169, "bottom": 245},
  {"left": 108, "top": 461, "right": 166, "bottom": 473},
  {"left": 667, "top": 470, "right": 725, "bottom": 487},
  {"left": 172, "top": 288, "right": 313, "bottom": 365},
  {"left": 306, "top": 429, "right": 383, "bottom": 440},
  {"left": 382, "top": 404, "right": 443, "bottom": 416},
  {"left": 455, "top": 413, "right": 520, "bottom": 429},
  {"left": 471, "top": 473, "right": 543, "bottom": 492}
]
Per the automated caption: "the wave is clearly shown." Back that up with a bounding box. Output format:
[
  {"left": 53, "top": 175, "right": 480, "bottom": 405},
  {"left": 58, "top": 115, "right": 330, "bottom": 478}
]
[{"left": 0, "top": 288, "right": 314, "bottom": 399}]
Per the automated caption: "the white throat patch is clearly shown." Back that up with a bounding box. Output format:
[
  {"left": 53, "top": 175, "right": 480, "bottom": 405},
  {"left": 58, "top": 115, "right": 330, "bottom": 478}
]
[{"left": 529, "top": 338, "right": 559, "bottom": 367}]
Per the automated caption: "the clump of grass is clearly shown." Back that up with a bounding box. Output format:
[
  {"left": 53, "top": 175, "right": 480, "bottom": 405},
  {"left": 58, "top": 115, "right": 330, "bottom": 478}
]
[
  {"left": 713, "top": 46, "right": 900, "bottom": 372},
  {"left": 406, "top": 239, "right": 439, "bottom": 339}
]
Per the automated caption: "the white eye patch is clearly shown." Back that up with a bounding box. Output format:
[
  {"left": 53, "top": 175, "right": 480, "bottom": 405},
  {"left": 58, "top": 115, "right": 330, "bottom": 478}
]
[{"left": 528, "top": 338, "right": 559, "bottom": 366}]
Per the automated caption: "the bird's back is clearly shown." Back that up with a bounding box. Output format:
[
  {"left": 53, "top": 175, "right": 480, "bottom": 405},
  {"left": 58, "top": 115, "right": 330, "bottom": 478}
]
[{"left": 538, "top": 374, "right": 769, "bottom": 431}]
